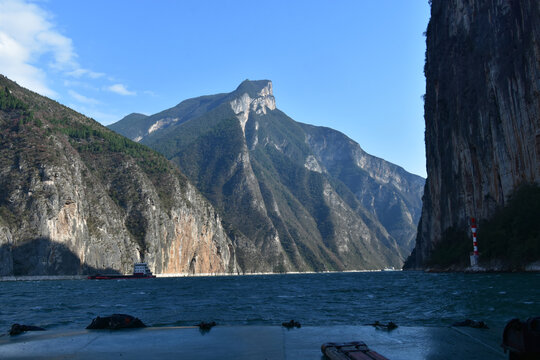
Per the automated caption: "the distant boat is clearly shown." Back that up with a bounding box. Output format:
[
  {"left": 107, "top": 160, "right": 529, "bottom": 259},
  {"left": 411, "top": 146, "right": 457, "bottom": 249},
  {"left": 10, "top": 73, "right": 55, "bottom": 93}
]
[{"left": 87, "top": 263, "right": 156, "bottom": 280}]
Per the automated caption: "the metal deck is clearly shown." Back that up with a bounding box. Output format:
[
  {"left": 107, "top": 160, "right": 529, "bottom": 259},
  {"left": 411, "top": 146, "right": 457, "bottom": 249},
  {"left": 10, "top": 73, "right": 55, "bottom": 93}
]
[{"left": 0, "top": 325, "right": 506, "bottom": 359}]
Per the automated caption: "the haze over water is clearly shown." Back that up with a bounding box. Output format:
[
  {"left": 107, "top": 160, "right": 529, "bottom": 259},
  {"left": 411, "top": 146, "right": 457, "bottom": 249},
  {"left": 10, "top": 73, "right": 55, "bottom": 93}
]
[{"left": 1, "top": 272, "right": 538, "bottom": 333}]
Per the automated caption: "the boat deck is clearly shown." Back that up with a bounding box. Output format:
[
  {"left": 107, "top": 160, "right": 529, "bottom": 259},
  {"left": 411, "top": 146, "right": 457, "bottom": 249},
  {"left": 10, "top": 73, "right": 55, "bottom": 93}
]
[{"left": 0, "top": 325, "right": 507, "bottom": 359}]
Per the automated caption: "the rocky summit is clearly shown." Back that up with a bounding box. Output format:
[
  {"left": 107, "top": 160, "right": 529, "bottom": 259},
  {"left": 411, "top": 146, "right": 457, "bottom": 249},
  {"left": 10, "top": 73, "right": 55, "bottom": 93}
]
[
  {"left": 110, "top": 80, "right": 424, "bottom": 272},
  {"left": 405, "top": 0, "right": 540, "bottom": 270},
  {"left": 0, "top": 75, "right": 238, "bottom": 276}
]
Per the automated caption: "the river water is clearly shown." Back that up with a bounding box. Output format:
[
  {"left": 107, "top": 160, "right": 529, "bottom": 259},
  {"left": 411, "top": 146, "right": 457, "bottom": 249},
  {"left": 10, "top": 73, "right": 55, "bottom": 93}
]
[{"left": 0, "top": 271, "right": 538, "bottom": 332}]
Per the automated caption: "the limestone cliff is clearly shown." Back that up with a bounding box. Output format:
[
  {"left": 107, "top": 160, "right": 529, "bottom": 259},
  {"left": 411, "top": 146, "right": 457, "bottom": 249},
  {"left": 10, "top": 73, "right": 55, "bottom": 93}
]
[
  {"left": 406, "top": 0, "right": 540, "bottom": 268},
  {"left": 0, "top": 75, "right": 238, "bottom": 276},
  {"left": 303, "top": 125, "right": 425, "bottom": 257},
  {"left": 111, "top": 80, "right": 425, "bottom": 271}
]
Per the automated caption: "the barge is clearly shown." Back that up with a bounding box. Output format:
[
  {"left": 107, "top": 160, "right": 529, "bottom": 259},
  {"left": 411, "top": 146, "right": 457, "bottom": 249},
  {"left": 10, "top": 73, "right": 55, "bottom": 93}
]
[{"left": 87, "top": 263, "right": 156, "bottom": 280}]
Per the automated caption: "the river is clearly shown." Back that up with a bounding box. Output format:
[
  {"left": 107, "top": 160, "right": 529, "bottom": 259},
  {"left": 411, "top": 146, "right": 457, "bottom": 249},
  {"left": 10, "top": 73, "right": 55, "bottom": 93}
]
[{"left": 0, "top": 271, "right": 538, "bottom": 332}]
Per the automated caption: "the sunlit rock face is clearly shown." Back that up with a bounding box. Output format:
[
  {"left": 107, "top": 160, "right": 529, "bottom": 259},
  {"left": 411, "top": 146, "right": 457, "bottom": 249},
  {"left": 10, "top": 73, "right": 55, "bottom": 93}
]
[
  {"left": 406, "top": 0, "right": 540, "bottom": 268},
  {"left": 230, "top": 81, "right": 276, "bottom": 135}
]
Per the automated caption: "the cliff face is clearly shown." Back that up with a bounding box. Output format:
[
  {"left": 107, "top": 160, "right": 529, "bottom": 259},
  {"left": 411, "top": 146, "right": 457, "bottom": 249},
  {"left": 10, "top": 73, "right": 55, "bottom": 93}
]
[
  {"left": 0, "top": 75, "right": 238, "bottom": 276},
  {"left": 407, "top": 0, "right": 540, "bottom": 268},
  {"left": 111, "top": 80, "right": 425, "bottom": 272},
  {"left": 303, "top": 125, "right": 425, "bottom": 255}
]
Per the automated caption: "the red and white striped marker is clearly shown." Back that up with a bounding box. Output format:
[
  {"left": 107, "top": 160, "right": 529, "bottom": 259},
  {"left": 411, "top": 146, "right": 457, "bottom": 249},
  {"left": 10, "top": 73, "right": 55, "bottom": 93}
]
[{"left": 471, "top": 217, "right": 478, "bottom": 256}]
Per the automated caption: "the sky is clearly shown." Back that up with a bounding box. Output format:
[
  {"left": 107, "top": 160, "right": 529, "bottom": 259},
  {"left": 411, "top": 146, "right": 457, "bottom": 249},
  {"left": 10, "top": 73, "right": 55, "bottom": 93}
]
[{"left": 0, "top": 0, "right": 430, "bottom": 177}]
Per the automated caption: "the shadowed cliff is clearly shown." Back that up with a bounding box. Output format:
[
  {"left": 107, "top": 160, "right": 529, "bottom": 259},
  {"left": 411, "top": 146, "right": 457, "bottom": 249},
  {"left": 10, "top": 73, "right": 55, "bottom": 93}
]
[
  {"left": 0, "top": 240, "right": 120, "bottom": 276},
  {"left": 405, "top": 0, "right": 540, "bottom": 270}
]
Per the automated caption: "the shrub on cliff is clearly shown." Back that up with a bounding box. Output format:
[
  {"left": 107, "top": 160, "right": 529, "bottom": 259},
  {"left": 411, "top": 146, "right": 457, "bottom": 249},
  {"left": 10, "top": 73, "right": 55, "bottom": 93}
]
[
  {"left": 478, "top": 184, "right": 540, "bottom": 267},
  {"left": 425, "top": 184, "right": 540, "bottom": 270},
  {"left": 425, "top": 227, "right": 470, "bottom": 268}
]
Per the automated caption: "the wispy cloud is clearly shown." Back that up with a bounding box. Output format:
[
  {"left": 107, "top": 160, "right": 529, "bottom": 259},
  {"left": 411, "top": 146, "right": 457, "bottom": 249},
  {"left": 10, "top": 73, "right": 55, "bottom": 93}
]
[
  {"left": 68, "top": 89, "right": 99, "bottom": 105},
  {"left": 106, "top": 83, "right": 136, "bottom": 96},
  {"left": 63, "top": 79, "right": 100, "bottom": 90},
  {"left": 68, "top": 104, "right": 122, "bottom": 126},
  {"left": 67, "top": 68, "right": 105, "bottom": 79}
]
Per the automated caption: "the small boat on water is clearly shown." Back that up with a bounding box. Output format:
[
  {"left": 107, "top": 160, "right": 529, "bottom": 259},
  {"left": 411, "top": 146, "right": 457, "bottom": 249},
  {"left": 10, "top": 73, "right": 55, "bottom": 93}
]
[{"left": 87, "top": 263, "right": 156, "bottom": 280}]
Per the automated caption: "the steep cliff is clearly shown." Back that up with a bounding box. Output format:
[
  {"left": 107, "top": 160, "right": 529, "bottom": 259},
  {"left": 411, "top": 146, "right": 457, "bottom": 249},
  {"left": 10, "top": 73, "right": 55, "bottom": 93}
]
[
  {"left": 406, "top": 0, "right": 540, "bottom": 269},
  {"left": 111, "top": 80, "right": 425, "bottom": 271},
  {"left": 302, "top": 125, "right": 425, "bottom": 254},
  {"left": 0, "top": 75, "right": 238, "bottom": 276}
]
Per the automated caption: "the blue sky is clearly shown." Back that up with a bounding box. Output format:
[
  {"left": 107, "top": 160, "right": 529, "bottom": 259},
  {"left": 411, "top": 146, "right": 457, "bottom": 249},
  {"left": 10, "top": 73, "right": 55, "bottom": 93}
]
[{"left": 0, "top": 0, "right": 430, "bottom": 177}]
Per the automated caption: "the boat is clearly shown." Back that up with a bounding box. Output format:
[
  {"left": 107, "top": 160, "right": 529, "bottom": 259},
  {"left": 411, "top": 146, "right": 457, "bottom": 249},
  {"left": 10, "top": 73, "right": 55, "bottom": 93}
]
[
  {"left": 321, "top": 341, "right": 389, "bottom": 360},
  {"left": 87, "top": 263, "right": 156, "bottom": 280}
]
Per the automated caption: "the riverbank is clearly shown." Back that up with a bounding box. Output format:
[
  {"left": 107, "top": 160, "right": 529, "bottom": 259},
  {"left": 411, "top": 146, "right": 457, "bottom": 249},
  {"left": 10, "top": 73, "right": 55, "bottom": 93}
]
[
  {"left": 421, "top": 260, "right": 540, "bottom": 273},
  {"left": 3, "top": 264, "right": 538, "bottom": 281},
  {"left": 0, "top": 275, "right": 86, "bottom": 282},
  {"left": 0, "top": 269, "right": 393, "bottom": 281}
]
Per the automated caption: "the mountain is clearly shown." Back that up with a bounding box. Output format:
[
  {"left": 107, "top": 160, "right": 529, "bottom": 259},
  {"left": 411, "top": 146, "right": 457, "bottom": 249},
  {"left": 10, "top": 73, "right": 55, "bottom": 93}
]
[
  {"left": 110, "top": 80, "right": 425, "bottom": 271},
  {"left": 405, "top": 0, "right": 540, "bottom": 270},
  {"left": 0, "top": 74, "right": 238, "bottom": 276}
]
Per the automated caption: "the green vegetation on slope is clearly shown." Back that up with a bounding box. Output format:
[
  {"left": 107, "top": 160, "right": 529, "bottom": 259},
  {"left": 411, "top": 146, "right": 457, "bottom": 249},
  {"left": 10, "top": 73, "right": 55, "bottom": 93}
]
[
  {"left": 0, "top": 86, "right": 39, "bottom": 127},
  {"left": 426, "top": 184, "right": 540, "bottom": 269},
  {"left": 107, "top": 113, "right": 148, "bottom": 140},
  {"left": 0, "top": 86, "right": 28, "bottom": 111},
  {"left": 146, "top": 104, "right": 243, "bottom": 204},
  {"left": 0, "top": 75, "right": 185, "bottom": 216},
  {"left": 425, "top": 227, "right": 470, "bottom": 268},
  {"left": 478, "top": 184, "right": 540, "bottom": 267},
  {"left": 51, "top": 117, "right": 170, "bottom": 175}
]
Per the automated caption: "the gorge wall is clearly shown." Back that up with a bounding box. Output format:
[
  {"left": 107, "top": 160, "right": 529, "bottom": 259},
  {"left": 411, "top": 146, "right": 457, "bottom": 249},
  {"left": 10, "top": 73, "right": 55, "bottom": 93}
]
[
  {"left": 0, "top": 75, "right": 238, "bottom": 276},
  {"left": 406, "top": 0, "right": 540, "bottom": 268}
]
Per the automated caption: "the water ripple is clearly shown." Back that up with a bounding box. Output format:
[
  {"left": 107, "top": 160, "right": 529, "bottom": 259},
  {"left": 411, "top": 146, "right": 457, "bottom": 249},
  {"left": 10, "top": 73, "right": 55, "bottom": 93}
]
[{"left": 0, "top": 272, "right": 538, "bottom": 331}]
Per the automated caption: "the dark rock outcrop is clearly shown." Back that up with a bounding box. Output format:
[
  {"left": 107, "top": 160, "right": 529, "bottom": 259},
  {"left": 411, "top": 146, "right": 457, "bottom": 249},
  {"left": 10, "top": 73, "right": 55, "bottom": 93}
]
[
  {"left": 282, "top": 320, "right": 301, "bottom": 329},
  {"left": 365, "top": 321, "right": 398, "bottom": 331},
  {"left": 406, "top": 0, "right": 540, "bottom": 269},
  {"left": 452, "top": 319, "right": 488, "bottom": 329},
  {"left": 86, "top": 314, "right": 146, "bottom": 330},
  {"left": 197, "top": 321, "right": 217, "bottom": 331},
  {"left": 9, "top": 324, "right": 45, "bottom": 336}
]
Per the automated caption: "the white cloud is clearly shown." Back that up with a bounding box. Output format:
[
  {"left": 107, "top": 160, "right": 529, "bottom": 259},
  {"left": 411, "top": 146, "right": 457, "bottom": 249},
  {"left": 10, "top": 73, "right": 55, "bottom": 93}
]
[
  {"left": 68, "top": 89, "right": 99, "bottom": 105},
  {"left": 0, "top": 0, "right": 104, "bottom": 97},
  {"left": 0, "top": 27, "right": 58, "bottom": 97},
  {"left": 106, "top": 83, "right": 136, "bottom": 96}
]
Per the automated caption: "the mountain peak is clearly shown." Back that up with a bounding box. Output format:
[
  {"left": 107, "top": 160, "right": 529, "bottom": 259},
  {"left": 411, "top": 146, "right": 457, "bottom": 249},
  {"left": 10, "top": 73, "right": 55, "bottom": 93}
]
[
  {"left": 234, "top": 79, "right": 273, "bottom": 98},
  {"left": 230, "top": 80, "right": 276, "bottom": 134}
]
